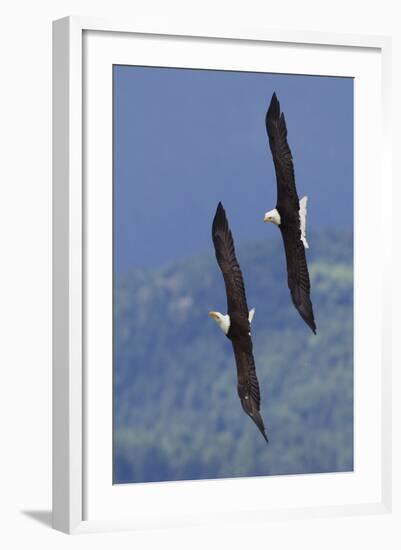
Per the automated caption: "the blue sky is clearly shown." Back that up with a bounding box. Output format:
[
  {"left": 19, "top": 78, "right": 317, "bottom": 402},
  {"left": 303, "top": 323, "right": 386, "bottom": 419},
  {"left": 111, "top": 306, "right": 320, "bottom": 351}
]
[{"left": 113, "top": 66, "right": 353, "bottom": 273}]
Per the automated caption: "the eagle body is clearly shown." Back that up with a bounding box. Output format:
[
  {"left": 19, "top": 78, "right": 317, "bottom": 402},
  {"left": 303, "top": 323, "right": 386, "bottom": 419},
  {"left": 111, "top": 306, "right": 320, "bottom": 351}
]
[
  {"left": 210, "top": 202, "right": 268, "bottom": 443},
  {"left": 226, "top": 311, "right": 250, "bottom": 344}
]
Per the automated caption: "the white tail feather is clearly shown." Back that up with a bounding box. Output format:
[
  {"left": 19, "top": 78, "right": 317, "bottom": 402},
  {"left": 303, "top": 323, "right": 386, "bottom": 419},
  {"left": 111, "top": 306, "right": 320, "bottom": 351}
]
[
  {"left": 248, "top": 307, "right": 255, "bottom": 323},
  {"left": 299, "top": 196, "right": 309, "bottom": 249}
]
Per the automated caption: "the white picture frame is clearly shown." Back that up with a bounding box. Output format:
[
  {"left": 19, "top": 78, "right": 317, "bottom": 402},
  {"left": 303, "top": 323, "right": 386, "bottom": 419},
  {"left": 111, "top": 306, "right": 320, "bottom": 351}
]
[{"left": 52, "top": 16, "right": 392, "bottom": 534}]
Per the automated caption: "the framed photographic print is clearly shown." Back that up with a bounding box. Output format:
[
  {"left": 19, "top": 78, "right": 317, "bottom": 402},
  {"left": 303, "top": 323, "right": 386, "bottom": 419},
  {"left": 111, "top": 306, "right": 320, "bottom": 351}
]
[{"left": 52, "top": 17, "right": 392, "bottom": 534}]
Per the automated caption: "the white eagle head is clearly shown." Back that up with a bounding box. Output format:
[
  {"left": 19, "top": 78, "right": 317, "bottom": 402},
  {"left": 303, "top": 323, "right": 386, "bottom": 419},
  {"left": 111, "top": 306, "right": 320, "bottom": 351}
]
[
  {"left": 208, "top": 311, "right": 230, "bottom": 335},
  {"left": 263, "top": 208, "right": 281, "bottom": 225}
]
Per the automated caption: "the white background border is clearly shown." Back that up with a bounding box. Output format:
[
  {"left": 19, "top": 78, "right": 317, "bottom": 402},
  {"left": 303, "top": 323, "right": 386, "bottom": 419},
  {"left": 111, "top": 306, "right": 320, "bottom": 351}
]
[
  {"left": 79, "top": 26, "right": 388, "bottom": 530},
  {"left": 1, "top": 2, "right": 398, "bottom": 548}
]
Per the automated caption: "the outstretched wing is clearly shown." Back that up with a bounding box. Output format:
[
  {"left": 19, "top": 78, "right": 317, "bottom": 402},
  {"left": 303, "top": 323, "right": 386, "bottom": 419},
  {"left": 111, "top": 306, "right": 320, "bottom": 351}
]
[
  {"left": 212, "top": 202, "right": 268, "bottom": 442},
  {"left": 212, "top": 202, "right": 249, "bottom": 318},
  {"left": 265, "top": 92, "right": 299, "bottom": 209},
  {"left": 233, "top": 343, "right": 268, "bottom": 443},
  {"left": 280, "top": 224, "right": 316, "bottom": 334},
  {"left": 266, "top": 93, "right": 316, "bottom": 334}
]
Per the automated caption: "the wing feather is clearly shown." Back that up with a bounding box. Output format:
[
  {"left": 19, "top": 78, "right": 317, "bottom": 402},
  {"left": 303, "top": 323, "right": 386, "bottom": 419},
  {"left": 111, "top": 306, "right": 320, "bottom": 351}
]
[
  {"left": 233, "top": 343, "right": 268, "bottom": 443},
  {"left": 280, "top": 225, "right": 316, "bottom": 334},
  {"left": 212, "top": 202, "right": 249, "bottom": 317},
  {"left": 265, "top": 92, "right": 299, "bottom": 208}
]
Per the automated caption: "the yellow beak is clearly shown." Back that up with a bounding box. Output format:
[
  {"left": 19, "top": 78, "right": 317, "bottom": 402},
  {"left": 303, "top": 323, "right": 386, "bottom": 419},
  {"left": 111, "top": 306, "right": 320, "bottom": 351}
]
[
  {"left": 263, "top": 215, "right": 271, "bottom": 223},
  {"left": 208, "top": 311, "right": 218, "bottom": 319}
]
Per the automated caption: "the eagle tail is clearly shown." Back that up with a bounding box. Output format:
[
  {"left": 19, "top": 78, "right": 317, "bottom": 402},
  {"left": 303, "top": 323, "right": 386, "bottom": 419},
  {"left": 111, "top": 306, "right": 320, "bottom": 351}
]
[{"left": 299, "top": 196, "right": 309, "bottom": 249}]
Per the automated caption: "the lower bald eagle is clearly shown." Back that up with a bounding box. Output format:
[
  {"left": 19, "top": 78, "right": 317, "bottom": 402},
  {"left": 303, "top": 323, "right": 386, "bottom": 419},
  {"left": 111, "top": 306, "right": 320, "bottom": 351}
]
[
  {"left": 263, "top": 92, "right": 317, "bottom": 334},
  {"left": 209, "top": 202, "right": 268, "bottom": 443}
]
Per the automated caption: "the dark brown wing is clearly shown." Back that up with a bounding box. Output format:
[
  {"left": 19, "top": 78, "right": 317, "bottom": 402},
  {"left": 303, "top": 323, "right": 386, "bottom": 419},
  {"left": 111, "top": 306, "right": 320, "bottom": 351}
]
[
  {"left": 233, "top": 342, "right": 268, "bottom": 443},
  {"left": 267, "top": 93, "right": 316, "bottom": 334},
  {"left": 212, "top": 202, "right": 249, "bottom": 318},
  {"left": 265, "top": 92, "right": 299, "bottom": 209},
  {"left": 280, "top": 224, "right": 316, "bottom": 334},
  {"left": 212, "top": 203, "right": 268, "bottom": 442}
]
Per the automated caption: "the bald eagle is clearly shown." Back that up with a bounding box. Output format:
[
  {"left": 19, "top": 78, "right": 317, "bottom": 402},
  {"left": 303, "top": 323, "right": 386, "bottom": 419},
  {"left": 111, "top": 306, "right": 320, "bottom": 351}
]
[
  {"left": 209, "top": 202, "right": 268, "bottom": 443},
  {"left": 263, "top": 92, "right": 317, "bottom": 334}
]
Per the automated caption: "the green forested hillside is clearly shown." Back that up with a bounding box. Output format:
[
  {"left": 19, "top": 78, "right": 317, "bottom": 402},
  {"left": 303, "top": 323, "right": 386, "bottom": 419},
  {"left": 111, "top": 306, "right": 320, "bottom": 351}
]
[{"left": 113, "top": 230, "right": 353, "bottom": 483}]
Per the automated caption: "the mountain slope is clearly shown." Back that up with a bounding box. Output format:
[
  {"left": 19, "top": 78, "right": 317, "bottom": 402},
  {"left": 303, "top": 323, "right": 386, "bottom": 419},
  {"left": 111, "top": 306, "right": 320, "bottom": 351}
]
[{"left": 113, "top": 230, "right": 353, "bottom": 483}]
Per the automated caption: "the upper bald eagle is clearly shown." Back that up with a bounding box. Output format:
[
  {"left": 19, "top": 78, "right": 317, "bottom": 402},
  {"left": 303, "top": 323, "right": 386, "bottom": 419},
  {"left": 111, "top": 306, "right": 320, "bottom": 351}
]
[
  {"left": 263, "top": 92, "right": 317, "bottom": 334},
  {"left": 209, "top": 202, "right": 268, "bottom": 443}
]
